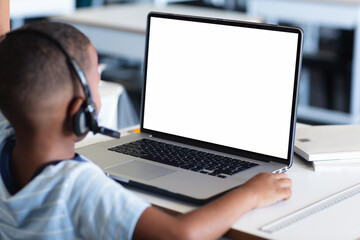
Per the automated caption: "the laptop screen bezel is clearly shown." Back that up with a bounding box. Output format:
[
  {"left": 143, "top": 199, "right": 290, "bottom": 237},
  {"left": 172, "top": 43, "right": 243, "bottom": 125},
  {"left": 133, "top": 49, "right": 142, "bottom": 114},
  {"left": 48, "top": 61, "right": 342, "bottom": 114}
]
[{"left": 140, "top": 12, "right": 303, "bottom": 167}]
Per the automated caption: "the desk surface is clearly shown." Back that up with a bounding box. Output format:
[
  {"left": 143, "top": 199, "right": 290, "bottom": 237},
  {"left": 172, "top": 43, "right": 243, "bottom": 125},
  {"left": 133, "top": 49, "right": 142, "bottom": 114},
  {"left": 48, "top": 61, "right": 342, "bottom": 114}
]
[
  {"left": 54, "top": 2, "right": 259, "bottom": 34},
  {"left": 77, "top": 125, "right": 360, "bottom": 240},
  {"left": 127, "top": 155, "right": 360, "bottom": 240}
]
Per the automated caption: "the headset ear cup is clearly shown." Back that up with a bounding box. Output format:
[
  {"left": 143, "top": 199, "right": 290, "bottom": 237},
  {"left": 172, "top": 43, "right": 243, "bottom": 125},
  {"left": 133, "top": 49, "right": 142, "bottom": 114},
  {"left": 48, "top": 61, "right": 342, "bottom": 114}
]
[{"left": 73, "top": 107, "right": 88, "bottom": 137}]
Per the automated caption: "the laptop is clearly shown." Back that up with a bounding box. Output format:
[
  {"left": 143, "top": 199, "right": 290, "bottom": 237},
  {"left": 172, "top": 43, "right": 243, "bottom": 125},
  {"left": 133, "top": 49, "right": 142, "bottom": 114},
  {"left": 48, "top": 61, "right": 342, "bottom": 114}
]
[{"left": 77, "top": 12, "right": 303, "bottom": 204}]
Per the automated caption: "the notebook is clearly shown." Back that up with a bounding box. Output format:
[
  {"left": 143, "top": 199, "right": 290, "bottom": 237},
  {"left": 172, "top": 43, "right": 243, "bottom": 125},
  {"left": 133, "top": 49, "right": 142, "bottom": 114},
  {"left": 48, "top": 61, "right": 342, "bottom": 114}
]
[
  {"left": 294, "top": 125, "right": 360, "bottom": 171},
  {"left": 77, "top": 12, "right": 303, "bottom": 204}
]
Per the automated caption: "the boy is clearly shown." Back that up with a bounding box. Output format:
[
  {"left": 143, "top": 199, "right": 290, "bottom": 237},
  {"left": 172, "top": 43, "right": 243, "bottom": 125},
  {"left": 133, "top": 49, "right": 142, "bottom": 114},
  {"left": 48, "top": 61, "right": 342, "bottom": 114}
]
[{"left": 0, "top": 21, "right": 292, "bottom": 239}]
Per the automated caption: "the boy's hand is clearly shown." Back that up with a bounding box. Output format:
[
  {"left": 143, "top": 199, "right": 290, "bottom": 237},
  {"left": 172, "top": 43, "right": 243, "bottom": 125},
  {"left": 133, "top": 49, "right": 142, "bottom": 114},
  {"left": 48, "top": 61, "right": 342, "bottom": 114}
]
[
  {"left": 134, "top": 172, "right": 292, "bottom": 240},
  {"left": 241, "top": 172, "right": 292, "bottom": 209}
]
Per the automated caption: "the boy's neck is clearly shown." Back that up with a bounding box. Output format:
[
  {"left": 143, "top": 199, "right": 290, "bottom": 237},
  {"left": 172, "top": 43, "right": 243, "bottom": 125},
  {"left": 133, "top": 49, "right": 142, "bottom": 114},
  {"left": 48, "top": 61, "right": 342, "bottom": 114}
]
[{"left": 10, "top": 132, "right": 76, "bottom": 189}]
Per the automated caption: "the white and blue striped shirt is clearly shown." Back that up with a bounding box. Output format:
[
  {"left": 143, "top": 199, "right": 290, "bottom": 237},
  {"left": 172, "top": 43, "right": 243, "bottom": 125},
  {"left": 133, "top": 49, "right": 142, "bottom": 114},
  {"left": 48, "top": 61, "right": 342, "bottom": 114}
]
[{"left": 0, "top": 121, "right": 150, "bottom": 239}]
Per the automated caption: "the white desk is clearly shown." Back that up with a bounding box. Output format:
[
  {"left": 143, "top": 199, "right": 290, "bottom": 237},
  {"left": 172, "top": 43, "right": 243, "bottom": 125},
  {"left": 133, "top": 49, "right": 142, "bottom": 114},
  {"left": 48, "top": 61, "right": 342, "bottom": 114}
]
[
  {"left": 126, "top": 155, "right": 360, "bottom": 240},
  {"left": 52, "top": 2, "right": 259, "bottom": 61},
  {"left": 77, "top": 125, "right": 360, "bottom": 240},
  {"left": 246, "top": 0, "right": 360, "bottom": 125}
]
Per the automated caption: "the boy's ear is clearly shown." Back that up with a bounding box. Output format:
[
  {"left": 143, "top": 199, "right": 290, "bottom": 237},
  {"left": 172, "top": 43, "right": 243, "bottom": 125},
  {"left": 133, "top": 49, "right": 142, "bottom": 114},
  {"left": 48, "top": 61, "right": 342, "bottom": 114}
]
[
  {"left": 67, "top": 97, "right": 85, "bottom": 135},
  {"left": 68, "top": 97, "right": 84, "bottom": 117}
]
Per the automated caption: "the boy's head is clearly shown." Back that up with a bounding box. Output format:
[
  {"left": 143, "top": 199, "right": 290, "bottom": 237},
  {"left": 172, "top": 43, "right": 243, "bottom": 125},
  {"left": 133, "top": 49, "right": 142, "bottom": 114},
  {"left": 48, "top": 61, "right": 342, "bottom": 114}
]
[{"left": 0, "top": 21, "right": 100, "bottom": 137}]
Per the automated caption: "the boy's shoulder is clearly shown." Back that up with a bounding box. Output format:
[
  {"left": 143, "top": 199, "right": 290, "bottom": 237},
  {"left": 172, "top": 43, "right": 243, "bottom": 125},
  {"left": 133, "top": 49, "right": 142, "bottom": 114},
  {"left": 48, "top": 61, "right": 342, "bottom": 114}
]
[
  {"left": 0, "top": 120, "right": 105, "bottom": 191},
  {"left": 0, "top": 121, "right": 150, "bottom": 239},
  {"left": 0, "top": 152, "right": 104, "bottom": 199},
  {"left": 0, "top": 120, "right": 109, "bottom": 199}
]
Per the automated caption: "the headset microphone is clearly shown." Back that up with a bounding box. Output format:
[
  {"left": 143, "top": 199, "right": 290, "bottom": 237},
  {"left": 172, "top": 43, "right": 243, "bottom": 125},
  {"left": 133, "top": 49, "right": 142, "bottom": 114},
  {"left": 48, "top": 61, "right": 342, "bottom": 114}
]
[
  {"left": 96, "top": 126, "right": 121, "bottom": 138},
  {"left": 69, "top": 59, "right": 121, "bottom": 139}
]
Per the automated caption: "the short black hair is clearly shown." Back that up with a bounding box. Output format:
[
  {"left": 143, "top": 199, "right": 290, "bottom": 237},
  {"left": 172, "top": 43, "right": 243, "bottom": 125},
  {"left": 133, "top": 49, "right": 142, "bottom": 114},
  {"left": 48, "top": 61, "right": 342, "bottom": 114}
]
[{"left": 0, "top": 21, "right": 91, "bottom": 129}]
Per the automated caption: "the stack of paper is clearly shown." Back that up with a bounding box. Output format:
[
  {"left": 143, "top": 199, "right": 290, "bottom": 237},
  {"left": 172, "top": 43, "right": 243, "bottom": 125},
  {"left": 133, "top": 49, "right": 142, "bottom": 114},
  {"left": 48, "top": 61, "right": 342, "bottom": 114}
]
[{"left": 294, "top": 125, "right": 360, "bottom": 171}]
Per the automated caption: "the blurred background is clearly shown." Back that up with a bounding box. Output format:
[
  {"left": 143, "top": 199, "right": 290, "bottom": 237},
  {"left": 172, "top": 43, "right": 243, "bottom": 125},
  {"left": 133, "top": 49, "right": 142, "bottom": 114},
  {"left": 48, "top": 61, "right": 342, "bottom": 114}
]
[{"left": 8, "top": 0, "right": 360, "bottom": 128}]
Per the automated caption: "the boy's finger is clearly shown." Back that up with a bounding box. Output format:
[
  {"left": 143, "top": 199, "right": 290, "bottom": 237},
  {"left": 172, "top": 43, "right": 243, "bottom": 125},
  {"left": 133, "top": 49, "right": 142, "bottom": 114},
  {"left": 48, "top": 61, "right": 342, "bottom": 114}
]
[
  {"left": 277, "top": 178, "right": 292, "bottom": 188},
  {"left": 279, "top": 187, "right": 292, "bottom": 201}
]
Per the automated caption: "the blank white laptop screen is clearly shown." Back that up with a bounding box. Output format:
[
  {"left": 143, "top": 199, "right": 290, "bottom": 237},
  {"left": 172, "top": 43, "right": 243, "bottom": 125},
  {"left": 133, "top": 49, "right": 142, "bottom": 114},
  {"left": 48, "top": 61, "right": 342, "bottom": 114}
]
[{"left": 143, "top": 17, "right": 299, "bottom": 159}]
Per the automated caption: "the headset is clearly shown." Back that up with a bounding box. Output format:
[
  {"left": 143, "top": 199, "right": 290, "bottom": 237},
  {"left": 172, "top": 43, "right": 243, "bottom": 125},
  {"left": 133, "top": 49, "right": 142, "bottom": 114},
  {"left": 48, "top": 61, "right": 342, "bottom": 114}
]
[{"left": 6, "top": 28, "right": 120, "bottom": 139}]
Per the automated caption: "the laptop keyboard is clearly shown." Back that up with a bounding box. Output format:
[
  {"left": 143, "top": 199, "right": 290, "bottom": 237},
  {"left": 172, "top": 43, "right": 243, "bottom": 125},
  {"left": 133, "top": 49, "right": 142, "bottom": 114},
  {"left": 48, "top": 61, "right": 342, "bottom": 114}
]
[{"left": 108, "top": 139, "right": 259, "bottom": 178}]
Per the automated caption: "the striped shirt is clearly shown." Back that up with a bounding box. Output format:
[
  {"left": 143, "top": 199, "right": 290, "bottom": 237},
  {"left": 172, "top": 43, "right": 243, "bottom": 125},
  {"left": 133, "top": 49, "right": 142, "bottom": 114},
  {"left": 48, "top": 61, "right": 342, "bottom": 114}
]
[{"left": 0, "top": 121, "right": 150, "bottom": 239}]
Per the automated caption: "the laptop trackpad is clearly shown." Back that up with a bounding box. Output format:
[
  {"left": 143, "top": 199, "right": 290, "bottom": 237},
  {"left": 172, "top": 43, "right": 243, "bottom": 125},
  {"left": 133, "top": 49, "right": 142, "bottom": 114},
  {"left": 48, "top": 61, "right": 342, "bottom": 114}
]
[{"left": 106, "top": 161, "right": 176, "bottom": 181}]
